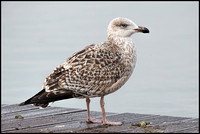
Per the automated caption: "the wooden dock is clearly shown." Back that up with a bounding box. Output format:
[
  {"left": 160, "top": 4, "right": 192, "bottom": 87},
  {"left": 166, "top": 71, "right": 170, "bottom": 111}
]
[{"left": 1, "top": 104, "right": 199, "bottom": 133}]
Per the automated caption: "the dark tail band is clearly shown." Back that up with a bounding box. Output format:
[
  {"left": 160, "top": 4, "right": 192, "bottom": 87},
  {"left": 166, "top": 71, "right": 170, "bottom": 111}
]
[{"left": 18, "top": 89, "right": 74, "bottom": 108}]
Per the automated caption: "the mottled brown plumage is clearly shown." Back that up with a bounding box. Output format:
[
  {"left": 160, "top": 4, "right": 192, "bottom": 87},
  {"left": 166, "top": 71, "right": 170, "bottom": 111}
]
[{"left": 19, "top": 17, "right": 149, "bottom": 125}]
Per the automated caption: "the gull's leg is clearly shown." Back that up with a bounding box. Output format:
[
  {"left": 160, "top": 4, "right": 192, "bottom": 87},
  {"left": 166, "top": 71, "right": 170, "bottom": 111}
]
[
  {"left": 86, "top": 97, "right": 91, "bottom": 122},
  {"left": 86, "top": 97, "right": 102, "bottom": 124},
  {"left": 100, "top": 96, "right": 122, "bottom": 125}
]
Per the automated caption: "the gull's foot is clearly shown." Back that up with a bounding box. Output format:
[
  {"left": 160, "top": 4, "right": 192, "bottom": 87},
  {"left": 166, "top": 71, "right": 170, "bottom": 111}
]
[
  {"left": 103, "top": 121, "right": 123, "bottom": 126},
  {"left": 86, "top": 118, "right": 102, "bottom": 124}
]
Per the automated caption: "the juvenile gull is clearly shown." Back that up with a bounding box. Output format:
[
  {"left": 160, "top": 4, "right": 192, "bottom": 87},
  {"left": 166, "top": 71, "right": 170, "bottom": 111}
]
[{"left": 19, "top": 17, "right": 149, "bottom": 125}]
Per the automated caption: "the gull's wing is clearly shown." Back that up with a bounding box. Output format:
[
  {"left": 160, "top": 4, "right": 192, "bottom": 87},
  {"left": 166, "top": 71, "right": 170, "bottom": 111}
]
[
  {"left": 45, "top": 42, "right": 126, "bottom": 96},
  {"left": 19, "top": 42, "right": 126, "bottom": 107}
]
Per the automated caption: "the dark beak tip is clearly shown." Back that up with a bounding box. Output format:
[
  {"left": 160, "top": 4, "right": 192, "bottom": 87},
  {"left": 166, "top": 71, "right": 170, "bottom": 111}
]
[{"left": 143, "top": 27, "right": 150, "bottom": 33}]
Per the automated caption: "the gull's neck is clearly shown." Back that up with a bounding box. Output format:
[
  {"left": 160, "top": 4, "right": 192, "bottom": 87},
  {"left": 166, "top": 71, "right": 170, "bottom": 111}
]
[{"left": 108, "top": 34, "right": 135, "bottom": 54}]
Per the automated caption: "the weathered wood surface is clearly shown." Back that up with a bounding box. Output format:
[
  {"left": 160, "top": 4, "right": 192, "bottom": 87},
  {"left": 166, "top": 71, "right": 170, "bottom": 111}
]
[{"left": 1, "top": 104, "right": 199, "bottom": 133}]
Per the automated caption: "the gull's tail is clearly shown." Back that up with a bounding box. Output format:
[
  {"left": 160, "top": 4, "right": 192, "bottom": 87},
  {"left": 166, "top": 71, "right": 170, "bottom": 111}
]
[{"left": 19, "top": 89, "right": 74, "bottom": 108}]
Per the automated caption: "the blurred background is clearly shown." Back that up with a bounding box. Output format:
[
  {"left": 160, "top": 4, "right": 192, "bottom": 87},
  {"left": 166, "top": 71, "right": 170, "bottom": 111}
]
[{"left": 2, "top": 1, "right": 199, "bottom": 118}]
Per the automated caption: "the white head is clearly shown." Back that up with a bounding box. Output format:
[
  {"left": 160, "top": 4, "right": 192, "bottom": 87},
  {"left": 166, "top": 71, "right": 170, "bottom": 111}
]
[{"left": 107, "top": 17, "right": 149, "bottom": 39}]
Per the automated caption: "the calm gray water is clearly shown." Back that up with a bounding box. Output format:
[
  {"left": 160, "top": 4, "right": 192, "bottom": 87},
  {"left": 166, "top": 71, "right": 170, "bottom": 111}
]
[{"left": 2, "top": 2, "right": 199, "bottom": 118}]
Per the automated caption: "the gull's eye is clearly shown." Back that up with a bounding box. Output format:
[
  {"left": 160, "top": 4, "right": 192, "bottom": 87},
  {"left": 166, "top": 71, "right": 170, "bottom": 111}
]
[{"left": 121, "top": 24, "right": 128, "bottom": 28}]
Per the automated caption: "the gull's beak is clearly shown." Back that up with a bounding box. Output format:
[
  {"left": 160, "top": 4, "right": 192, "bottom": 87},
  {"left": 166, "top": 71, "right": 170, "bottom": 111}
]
[{"left": 135, "top": 26, "right": 150, "bottom": 33}]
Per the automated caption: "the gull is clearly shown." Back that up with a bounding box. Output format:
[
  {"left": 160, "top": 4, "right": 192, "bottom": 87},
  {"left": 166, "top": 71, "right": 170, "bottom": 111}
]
[{"left": 19, "top": 17, "right": 149, "bottom": 125}]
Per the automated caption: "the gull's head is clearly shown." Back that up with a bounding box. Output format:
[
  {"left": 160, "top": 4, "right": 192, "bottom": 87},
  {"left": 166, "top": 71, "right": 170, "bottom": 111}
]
[{"left": 107, "top": 17, "right": 149, "bottom": 38}]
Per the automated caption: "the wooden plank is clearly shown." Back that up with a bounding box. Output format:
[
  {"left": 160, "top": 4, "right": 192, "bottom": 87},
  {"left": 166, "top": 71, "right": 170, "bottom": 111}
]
[
  {"left": 2, "top": 106, "right": 77, "bottom": 123},
  {"left": 1, "top": 104, "right": 199, "bottom": 133},
  {"left": 58, "top": 114, "right": 194, "bottom": 133},
  {"left": 117, "top": 115, "right": 191, "bottom": 133},
  {"left": 11, "top": 113, "right": 123, "bottom": 133},
  {"left": 1, "top": 104, "right": 8, "bottom": 107},
  {"left": 1, "top": 104, "right": 38, "bottom": 114},
  {"left": 1, "top": 104, "right": 114, "bottom": 133},
  {"left": 59, "top": 113, "right": 159, "bottom": 133},
  {"left": 174, "top": 127, "right": 199, "bottom": 133},
  {"left": 160, "top": 118, "right": 199, "bottom": 133},
  {"left": 2, "top": 109, "right": 86, "bottom": 132},
  {"left": 2, "top": 110, "right": 115, "bottom": 133}
]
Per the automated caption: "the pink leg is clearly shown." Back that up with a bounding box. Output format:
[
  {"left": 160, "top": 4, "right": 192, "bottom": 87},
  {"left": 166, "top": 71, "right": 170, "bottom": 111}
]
[
  {"left": 86, "top": 98, "right": 102, "bottom": 124},
  {"left": 100, "top": 96, "right": 122, "bottom": 126}
]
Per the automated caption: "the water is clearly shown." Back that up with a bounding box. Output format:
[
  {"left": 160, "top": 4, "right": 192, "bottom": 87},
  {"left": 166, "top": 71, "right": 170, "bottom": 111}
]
[{"left": 2, "top": 2, "right": 198, "bottom": 118}]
